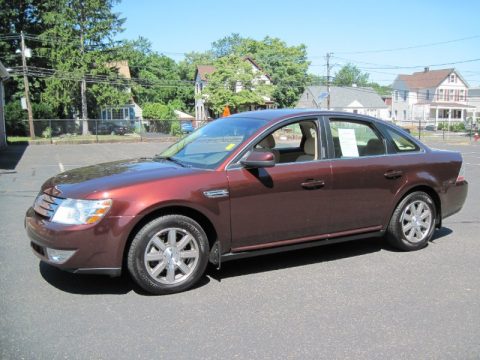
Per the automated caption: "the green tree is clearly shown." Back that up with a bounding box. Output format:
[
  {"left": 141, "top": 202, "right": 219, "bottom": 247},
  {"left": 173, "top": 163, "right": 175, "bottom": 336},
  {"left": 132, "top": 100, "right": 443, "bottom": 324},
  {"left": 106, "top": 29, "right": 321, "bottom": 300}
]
[
  {"left": 40, "top": 0, "right": 126, "bottom": 134},
  {"left": 211, "top": 33, "right": 244, "bottom": 58},
  {"left": 220, "top": 35, "right": 310, "bottom": 108},
  {"left": 368, "top": 82, "right": 392, "bottom": 97},
  {"left": 116, "top": 38, "right": 192, "bottom": 110},
  {"left": 142, "top": 102, "right": 178, "bottom": 134},
  {"left": 202, "top": 55, "right": 272, "bottom": 115},
  {"left": 333, "top": 64, "right": 370, "bottom": 87}
]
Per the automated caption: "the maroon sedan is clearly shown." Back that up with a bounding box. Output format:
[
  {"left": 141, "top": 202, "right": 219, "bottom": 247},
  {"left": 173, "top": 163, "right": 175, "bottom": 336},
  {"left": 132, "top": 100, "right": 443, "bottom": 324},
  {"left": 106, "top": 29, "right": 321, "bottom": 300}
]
[{"left": 25, "top": 110, "right": 468, "bottom": 294}]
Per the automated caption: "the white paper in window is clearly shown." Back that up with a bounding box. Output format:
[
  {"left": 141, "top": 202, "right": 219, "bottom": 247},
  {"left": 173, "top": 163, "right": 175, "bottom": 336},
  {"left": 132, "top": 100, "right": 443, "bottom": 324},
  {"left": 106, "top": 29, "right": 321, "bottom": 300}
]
[{"left": 338, "top": 128, "right": 359, "bottom": 157}]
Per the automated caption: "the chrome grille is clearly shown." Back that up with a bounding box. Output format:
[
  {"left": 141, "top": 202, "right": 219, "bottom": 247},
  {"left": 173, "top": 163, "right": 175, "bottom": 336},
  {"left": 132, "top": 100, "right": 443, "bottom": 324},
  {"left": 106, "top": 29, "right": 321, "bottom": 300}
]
[{"left": 33, "top": 193, "right": 63, "bottom": 219}]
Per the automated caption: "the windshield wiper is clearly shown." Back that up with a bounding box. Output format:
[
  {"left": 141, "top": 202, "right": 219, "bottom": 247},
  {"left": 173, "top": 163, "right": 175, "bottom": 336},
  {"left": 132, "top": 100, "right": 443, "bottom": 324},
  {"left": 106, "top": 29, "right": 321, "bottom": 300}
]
[{"left": 155, "top": 156, "right": 190, "bottom": 168}]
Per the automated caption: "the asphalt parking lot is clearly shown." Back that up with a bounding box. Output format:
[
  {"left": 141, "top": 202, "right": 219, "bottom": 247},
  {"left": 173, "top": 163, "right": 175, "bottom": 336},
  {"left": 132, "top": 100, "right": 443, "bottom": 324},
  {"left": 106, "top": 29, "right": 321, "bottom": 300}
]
[{"left": 1, "top": 141, "right": 479, "bottom": 359}]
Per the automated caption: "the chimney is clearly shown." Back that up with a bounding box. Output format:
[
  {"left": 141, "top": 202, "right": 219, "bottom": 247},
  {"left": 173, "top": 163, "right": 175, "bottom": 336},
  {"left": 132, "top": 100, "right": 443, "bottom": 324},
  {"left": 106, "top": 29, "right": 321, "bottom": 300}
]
[{"left": 424, "top": 67, "right": 429, "bottom": 72}]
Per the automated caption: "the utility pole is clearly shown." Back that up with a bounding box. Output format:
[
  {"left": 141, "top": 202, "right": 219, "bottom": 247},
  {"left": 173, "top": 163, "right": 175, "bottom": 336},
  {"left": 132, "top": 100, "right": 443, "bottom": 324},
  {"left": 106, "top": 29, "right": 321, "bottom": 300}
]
[
  {"left": 20, "top": 31, "right": 35, "bottom": 139},
  {"left": 79, "top": 29, "right": 88, "bottom": 136},
  {"left": 326, "top": 52, "right": 333, "bottom": 110}
]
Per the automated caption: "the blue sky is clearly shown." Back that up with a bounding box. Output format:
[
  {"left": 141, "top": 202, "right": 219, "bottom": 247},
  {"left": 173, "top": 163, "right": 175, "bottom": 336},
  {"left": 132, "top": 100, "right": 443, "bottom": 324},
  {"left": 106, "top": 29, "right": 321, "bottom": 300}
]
[{"left": 114, "top": 0, "right": 480, "bottom": 86}]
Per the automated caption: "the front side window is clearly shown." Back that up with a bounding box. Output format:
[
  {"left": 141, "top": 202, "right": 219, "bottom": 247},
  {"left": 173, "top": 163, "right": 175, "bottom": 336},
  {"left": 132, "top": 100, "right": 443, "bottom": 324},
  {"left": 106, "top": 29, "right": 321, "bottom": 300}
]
[
  {"left": 330, "top": 120, "right": 385, "bottom": 158},
  {"left": 253, "top": 120, "right": 318, "bottom": 163}
]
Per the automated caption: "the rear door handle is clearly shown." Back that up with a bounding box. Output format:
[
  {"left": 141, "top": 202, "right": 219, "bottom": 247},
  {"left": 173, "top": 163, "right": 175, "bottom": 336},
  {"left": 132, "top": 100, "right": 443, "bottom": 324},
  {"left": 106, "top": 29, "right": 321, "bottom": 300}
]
[
  {"left": 384, "top": 170, "right": 403, "bottom": 179},
  {"left": 301, "top": 179, "right": 325, "bottom": 190}
]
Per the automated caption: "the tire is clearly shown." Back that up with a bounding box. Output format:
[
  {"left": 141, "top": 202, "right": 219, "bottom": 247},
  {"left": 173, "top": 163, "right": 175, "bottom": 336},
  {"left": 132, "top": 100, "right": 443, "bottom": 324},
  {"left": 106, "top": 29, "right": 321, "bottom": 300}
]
[
  {"left": 127, "top": 215, "right": 209, "bottom": 295},
  {"left": 386, "top": 191, "right": 436, "bottom": 251}
]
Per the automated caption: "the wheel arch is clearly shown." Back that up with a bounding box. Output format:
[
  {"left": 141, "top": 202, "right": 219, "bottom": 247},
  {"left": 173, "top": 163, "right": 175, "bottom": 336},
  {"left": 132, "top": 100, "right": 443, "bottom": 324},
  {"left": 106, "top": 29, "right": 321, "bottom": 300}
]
[
  {"left": 121, "top": 205, "right": 218, "bottom": 269},
  {"left": 391, "top": 185, "right": 442, "bottom": 228}
]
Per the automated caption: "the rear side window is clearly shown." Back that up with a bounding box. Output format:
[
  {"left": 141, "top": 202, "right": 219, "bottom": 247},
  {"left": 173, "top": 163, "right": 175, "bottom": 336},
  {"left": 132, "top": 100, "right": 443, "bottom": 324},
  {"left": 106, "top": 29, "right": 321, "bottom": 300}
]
[
  {"left": 330, "top": 120, "right": 385, "bottom": 158},
  {"left": 385, "top": 128, "right": 420, "bottom": 152}
]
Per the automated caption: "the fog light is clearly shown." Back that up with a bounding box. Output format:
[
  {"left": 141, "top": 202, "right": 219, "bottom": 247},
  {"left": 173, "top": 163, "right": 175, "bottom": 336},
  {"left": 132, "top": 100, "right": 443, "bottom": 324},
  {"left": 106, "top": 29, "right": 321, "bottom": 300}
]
[{"left": 45, "top": 248, "right": 76, "bottom": 264}]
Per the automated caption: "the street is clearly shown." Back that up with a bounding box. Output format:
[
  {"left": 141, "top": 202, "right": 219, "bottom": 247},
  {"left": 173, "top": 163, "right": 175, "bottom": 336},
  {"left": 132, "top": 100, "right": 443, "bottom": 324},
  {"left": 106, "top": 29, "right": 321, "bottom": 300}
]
[{"left": 1, "top": 141, "right": 479, "bottom": 359}]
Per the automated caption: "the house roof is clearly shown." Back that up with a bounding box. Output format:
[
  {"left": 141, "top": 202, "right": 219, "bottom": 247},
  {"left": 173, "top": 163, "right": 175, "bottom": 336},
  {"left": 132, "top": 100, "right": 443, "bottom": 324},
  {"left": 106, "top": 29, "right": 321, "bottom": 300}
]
[
  {"left": 105, "top": 60, "right": 131, "bottom": 79},
  {"left": 397, "top": 68, "right": 469, "bottom": 89},
  {"left": 302, "top": 86, "right": 387, "bottom": 109},
  {"left": 195, "top": 57, "right": 272, "bottom": 81},
  {"left": 196, "top": 65, "right": 216, "bottom": 81},
  {"left": 469, "top": 87, "right": 480, "bottom": 97},
  {"left": 174, "top": 110, "right": 195, "bottom": 120}
]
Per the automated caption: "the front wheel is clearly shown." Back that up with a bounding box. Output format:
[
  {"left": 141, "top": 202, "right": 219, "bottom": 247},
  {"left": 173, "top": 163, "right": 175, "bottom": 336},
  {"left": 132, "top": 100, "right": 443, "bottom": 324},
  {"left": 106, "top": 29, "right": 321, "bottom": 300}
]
[
  {"left": 386, "top": 191, "right": 436, "bottom": 251},
  {"left": 127, "top": 215, "right": 209, "bottom": 294}
]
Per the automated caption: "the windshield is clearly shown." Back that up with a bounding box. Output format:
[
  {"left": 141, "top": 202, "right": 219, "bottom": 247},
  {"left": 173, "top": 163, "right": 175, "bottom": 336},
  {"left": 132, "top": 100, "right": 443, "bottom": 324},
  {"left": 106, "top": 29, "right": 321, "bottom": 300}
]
[{"left": 156, "top": 117, "right": 266, "bottom": 169}]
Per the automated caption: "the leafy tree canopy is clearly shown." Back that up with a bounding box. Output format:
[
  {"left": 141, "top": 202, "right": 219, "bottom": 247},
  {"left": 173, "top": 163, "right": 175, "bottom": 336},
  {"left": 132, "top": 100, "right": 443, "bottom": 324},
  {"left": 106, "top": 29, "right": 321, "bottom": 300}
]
[
  {"left": 333, "top": 63, "right": 370, "bottom": 87},
  {"left": 202, "top": 55, "right": 273, "bottom": 115}
]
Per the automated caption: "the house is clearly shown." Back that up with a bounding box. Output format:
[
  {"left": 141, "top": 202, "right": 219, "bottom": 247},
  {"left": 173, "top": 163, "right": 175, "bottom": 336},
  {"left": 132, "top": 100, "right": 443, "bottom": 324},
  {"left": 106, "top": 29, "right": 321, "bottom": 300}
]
[
  {"left": 391, "top": 68, "right": 473, "bottom": 126},
  {"left": 194, "top": 57, "right": 276, "bottom": 120},
  {"left": 468, "top": 87, "right": 480, "bottom": 123},
  {"left": 101, "top": 60, "right": 143, "bottom": 125},
  {"left": 0, "top": 61, "right": 9, "bottom": 148},
  {"left": 296, "top": 85, "right": 389, "bottom": 120}
]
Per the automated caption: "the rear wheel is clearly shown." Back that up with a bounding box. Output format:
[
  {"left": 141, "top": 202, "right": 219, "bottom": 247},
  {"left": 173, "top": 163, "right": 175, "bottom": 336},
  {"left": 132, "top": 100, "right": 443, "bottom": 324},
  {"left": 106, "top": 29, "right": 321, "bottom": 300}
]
[
  {"left": 386, "top": 191, "right": 436, "bottom": 251},
  {"left": 127, "top": 215, "right": 209, "bottom": 294}
]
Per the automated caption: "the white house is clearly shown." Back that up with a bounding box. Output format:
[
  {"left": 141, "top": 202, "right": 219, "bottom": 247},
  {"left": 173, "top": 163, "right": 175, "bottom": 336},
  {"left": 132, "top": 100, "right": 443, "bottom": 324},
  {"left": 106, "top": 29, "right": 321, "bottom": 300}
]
[
  {"left": 296, "top": 85, "right": 389, "bottom": 120},
  {"left": 194, "top": 57, "right": 275, "bottom": 121},
  {"left": 391, "top": 68, "right": 473, "bottom": 126}
]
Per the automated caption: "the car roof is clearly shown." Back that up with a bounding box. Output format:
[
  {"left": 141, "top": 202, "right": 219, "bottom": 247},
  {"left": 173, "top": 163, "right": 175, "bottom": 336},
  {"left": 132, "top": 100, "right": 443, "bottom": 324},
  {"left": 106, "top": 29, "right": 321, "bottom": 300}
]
[{"left": 228, "top": 109, "right": 386, "bottom": 125}]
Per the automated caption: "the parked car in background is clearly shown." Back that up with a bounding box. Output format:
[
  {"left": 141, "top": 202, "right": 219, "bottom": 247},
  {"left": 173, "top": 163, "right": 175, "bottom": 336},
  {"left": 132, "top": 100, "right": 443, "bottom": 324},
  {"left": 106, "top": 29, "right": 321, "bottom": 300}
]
[
  {"left": 180, "top": 121, "right": 194, "bottom": 134},
  {"left": 25, "top": 110, "right": 468, "bottom": 295},
  {"left": 96, "top": 122, "right": 131, "bottom": 135}
]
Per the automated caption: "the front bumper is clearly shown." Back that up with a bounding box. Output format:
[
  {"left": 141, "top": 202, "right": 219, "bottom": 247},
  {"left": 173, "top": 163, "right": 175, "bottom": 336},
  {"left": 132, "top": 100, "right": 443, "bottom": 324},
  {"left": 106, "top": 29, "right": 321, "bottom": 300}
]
[{"left": 25, "top": 207, "right": 134, "bottom": 276}]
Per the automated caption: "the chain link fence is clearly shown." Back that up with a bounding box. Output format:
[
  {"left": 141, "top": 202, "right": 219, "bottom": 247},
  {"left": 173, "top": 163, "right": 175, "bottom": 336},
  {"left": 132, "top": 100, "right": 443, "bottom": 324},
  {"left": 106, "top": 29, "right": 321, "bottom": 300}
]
[
  {"left": 394, "top": 119, "right": 479, "bottom": 144},
  {"left": 7, "top": 118, "right": 209, "bottom": 143}
]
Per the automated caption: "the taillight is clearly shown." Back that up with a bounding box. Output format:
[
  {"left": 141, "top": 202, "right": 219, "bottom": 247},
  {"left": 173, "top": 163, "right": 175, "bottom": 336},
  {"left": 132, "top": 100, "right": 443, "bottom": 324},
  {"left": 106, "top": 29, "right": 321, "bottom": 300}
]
[{"left": 456, "top": 162, "right": 466, "bottom": 183}]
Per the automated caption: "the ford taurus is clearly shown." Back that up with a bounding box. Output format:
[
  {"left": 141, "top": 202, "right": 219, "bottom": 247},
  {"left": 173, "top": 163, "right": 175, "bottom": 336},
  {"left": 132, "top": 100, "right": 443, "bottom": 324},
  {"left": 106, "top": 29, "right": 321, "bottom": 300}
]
[{"left": 25, "top": 110, "right": 468, "bottom": 294}]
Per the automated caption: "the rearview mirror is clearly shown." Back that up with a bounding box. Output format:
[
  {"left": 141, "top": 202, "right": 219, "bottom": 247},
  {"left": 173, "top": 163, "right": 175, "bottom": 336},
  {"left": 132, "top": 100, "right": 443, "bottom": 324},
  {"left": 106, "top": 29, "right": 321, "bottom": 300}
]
[{"left": 240, "top": 150, "right": 275, "bottom": 168}]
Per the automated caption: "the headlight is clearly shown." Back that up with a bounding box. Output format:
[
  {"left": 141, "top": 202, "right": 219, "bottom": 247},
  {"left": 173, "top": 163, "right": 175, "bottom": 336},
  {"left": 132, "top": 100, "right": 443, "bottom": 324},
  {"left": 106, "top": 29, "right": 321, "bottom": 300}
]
[{"left": 51, "top": 198, "right": 112, "bottom": 225}]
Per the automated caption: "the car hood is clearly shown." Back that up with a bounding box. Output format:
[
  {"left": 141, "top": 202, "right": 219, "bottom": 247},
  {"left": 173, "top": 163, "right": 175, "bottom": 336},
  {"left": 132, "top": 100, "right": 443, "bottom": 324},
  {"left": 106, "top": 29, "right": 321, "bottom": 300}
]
[{"left": 41, "top": 158, "right": 204, "bottom": 199}]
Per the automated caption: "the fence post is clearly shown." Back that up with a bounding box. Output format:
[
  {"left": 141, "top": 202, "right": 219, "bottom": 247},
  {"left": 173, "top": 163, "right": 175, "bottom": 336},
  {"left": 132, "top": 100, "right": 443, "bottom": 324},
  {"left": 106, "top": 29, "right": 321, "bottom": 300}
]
[
  {"left": 49, "top": 118, "right": 52, "bottom": 144},
  {"left": 95, "top": 119, "right": 98, "bottom": 143},
  {"left": 418, "top": 118, "right": 421, "bottom": 140}
]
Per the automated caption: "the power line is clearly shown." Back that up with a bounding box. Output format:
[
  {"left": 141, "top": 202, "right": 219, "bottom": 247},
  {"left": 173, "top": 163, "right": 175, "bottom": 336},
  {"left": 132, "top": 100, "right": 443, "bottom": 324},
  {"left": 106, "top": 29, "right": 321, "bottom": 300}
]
[{"left": 334, "top": 35, "right": 480, "bottom": 55}]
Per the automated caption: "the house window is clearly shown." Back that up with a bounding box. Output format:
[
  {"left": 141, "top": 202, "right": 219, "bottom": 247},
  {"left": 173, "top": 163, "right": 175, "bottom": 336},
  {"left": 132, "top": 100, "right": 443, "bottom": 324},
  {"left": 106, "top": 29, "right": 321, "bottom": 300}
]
[
  {"left": 449, "top": 89, "right": 454, "bottom": 101},
  {"left": 394, "top": 91, "right": 399, "bottom": 101},
  {"left": 438, "top": 89, "right": 444, "bottom": 101},
  {"left": 460, "top": 90, "right": 465, "bottom": 101},
  {"left": 403, "top": 110, "right": 407, "bottom": 120},
  {"left": 449, "top": 74, "right": 456, "bottom": 83},
  {"left": 403, "top": 90, "right": 409, "bottom": 101},
  {"left": 426, "top": 89, "right": 430, "bottom": 100},
  {"left": 394, "top": 110, "right": 398, "bottom": 119}
]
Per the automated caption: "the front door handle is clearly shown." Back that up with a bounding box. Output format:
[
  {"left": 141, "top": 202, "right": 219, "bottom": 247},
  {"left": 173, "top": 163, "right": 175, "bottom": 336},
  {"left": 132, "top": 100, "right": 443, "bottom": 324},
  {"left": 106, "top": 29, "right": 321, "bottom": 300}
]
[
  {"left": 301, "top": 179, "right": 325, "bottom": 190},
  {"left": 384, "top": 170, "right": 403, "bottom": 179}
]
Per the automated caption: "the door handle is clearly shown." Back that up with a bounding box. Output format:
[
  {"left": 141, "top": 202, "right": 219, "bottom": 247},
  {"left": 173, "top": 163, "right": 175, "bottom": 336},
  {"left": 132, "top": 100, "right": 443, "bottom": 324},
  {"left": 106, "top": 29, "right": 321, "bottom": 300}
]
[
  {"left": 384, "top": 170, "right": 403, "bottom": 179},
  {"left": 301, "top": 179, "right": 325, "bottom": 190}
]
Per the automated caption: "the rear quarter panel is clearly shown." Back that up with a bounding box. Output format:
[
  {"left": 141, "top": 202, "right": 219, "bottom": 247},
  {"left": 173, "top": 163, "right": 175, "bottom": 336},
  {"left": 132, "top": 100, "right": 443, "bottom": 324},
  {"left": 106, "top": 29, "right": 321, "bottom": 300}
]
[{"left": 381, "top": 149, "right": 464, "bottom": 227}]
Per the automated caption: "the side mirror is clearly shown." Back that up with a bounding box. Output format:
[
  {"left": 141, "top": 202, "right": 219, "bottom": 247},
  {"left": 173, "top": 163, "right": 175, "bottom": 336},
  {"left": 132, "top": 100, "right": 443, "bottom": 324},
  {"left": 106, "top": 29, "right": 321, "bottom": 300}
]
[{"left": 240, "top": 150, "right": 275, "bottom": 168}]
